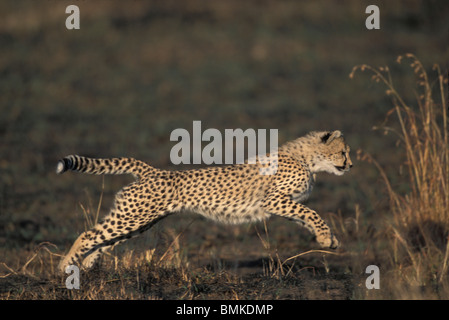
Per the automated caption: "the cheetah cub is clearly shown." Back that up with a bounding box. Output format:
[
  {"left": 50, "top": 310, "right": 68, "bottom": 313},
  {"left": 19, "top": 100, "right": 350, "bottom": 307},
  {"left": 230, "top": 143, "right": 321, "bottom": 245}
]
[{"left": 57, "top": 130, "right": 352, "bottom": 272}]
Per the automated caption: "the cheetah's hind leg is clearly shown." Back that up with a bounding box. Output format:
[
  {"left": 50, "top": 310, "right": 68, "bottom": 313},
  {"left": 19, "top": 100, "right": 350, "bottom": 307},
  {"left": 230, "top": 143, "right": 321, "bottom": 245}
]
[
  {"left": 58, "top": 230, "right": 93, "bottom": 272},
  {"left": 59, "top": 212, "right": 171, "bottom": 272}
]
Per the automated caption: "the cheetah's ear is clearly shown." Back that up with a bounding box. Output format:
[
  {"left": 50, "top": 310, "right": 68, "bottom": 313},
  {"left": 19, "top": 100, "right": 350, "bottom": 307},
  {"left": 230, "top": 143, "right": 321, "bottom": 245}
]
[{"left": 321, "top": 130, "right": 342, "bottom": 144}]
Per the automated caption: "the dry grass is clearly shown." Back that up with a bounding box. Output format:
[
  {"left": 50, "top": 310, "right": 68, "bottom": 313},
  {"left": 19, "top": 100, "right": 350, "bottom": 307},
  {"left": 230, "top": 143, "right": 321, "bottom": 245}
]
[
  {"left": 351, "top": 54, "right": 449, "bottom": 298},
  {"left": 255, "top": 219, "right": 340, "bottom": 279}
]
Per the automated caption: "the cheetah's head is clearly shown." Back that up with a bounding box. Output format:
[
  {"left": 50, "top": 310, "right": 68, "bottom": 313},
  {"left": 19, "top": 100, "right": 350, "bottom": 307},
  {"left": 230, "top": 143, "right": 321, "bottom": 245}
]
[{"left": 308, "top": 130, "right": 353, "bottom": 176}]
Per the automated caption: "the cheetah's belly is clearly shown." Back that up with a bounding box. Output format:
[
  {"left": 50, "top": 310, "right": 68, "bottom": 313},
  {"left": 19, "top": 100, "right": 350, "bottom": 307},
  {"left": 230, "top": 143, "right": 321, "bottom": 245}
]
[
  {"left": 188, "top": 199, "right": 270, "bottom": 224},
  {"left": 175, "top": 166, "right": 271, "bottom": 224}
]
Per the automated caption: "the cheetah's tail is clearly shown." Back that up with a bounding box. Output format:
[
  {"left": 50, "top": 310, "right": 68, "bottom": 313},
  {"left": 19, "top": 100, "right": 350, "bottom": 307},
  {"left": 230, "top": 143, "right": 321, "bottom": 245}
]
[{"left": 56, "top": 155, "right": 152, "bottom": 180}]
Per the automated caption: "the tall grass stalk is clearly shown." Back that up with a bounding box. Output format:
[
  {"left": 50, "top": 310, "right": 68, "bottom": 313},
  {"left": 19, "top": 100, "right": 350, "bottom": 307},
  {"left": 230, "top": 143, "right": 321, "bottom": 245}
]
[{"left": 351, "top": 54, "right": 449, "bottom": 293}]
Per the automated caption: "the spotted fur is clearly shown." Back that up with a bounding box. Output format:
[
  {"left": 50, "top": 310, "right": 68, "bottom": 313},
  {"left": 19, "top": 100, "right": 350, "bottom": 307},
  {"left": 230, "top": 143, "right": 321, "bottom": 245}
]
[{"left": 57, "top": 130, "right": 352, "bottom": 271}]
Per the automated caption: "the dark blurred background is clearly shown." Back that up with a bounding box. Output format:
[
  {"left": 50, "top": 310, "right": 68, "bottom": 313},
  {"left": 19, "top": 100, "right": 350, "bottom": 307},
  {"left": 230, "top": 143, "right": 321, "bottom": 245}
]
[{"left": 0, "top": 0, "right": 448, "bottom": 253}]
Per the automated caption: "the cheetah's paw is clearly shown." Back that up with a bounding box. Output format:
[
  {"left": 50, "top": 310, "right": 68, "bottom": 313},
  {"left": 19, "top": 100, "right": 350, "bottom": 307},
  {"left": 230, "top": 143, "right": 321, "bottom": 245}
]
[{"left": 316, "top": 233, "right": 340, "bottom": 249}]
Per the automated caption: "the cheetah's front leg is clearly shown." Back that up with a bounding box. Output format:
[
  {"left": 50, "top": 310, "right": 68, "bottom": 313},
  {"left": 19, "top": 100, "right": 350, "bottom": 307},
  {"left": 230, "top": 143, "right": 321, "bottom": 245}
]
[{"left": 262, "top": 193, "right": 339, "bottom": 249}]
